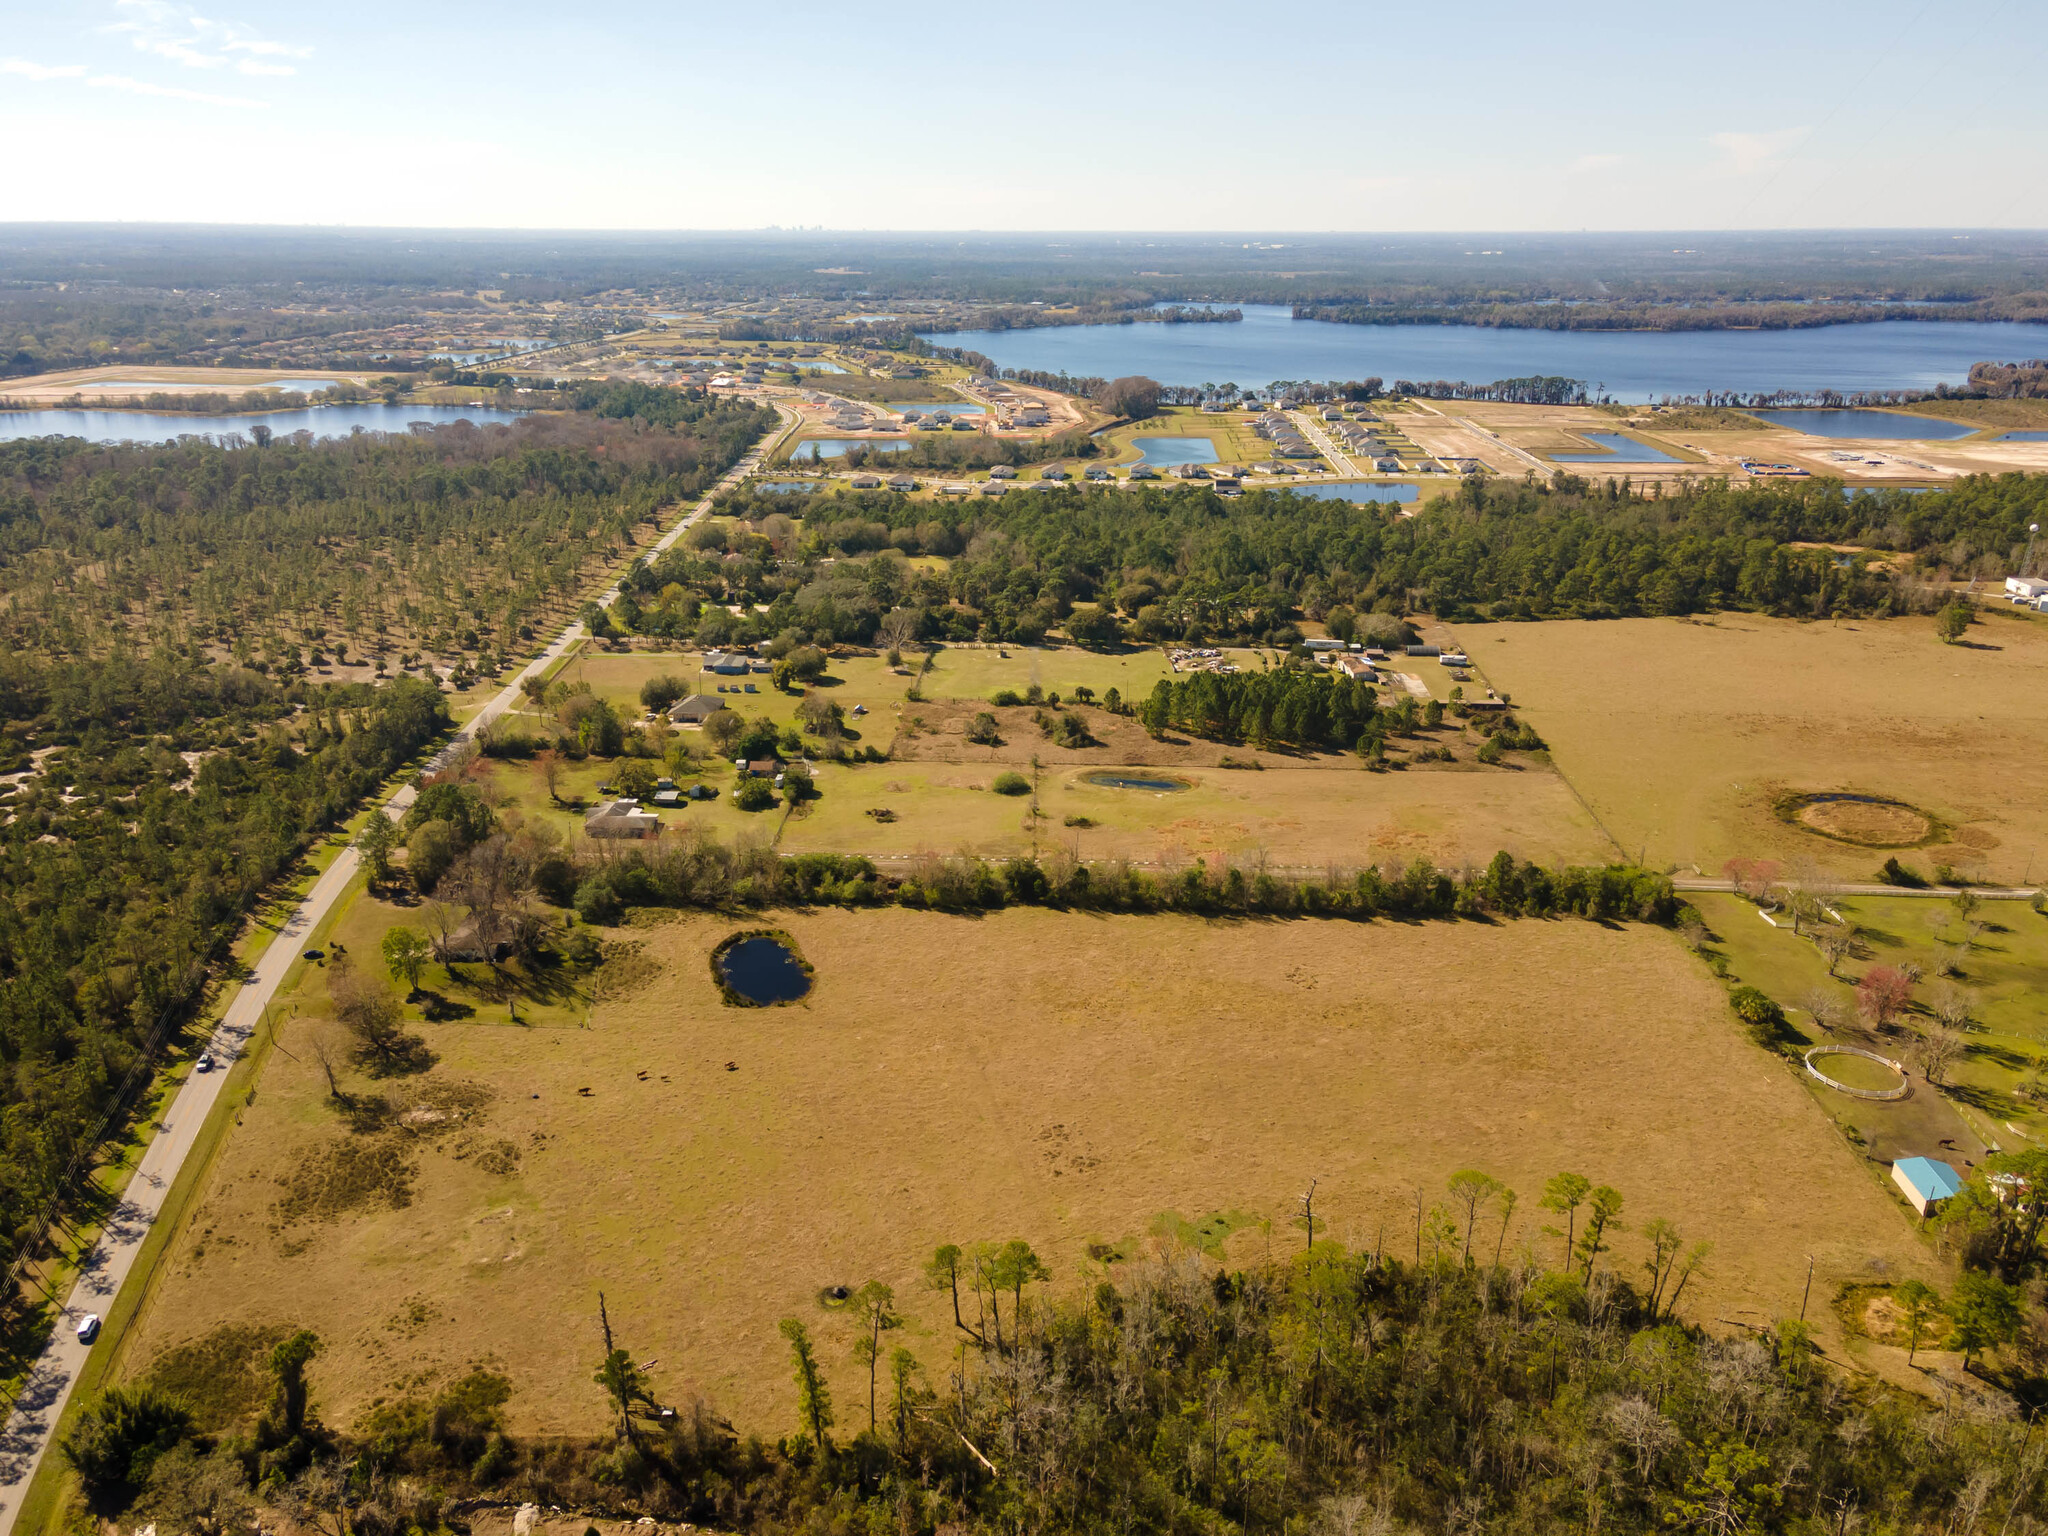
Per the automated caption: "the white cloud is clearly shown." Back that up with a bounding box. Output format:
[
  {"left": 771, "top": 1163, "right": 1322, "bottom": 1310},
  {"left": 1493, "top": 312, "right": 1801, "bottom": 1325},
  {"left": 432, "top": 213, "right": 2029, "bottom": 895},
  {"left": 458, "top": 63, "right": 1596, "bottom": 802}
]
[
  {"left": 87, "top": 71, "right": 266, "bottom": 107},
  {"left": 1708, "top": 128, "right": 1808, "bottom": 178},
  {"left": 2, "top": 58, "right": 89, "bottom": 80},
  {"left": 102, "top": 0, "right": 309, "bottom": 75},
  {"left": 1568, "top": 153, "right": 1627, "bottom": 174}
]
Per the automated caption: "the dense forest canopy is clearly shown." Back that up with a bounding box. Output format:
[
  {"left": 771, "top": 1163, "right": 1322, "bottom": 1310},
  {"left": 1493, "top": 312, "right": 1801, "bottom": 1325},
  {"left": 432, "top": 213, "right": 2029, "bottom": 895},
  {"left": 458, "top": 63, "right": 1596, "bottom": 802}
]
[
  {"left": 0, "top": 661, "right": 448, "bottom": 1285},
  {"left": 0, "top": 391, "right": 776, "bottom": 662}
]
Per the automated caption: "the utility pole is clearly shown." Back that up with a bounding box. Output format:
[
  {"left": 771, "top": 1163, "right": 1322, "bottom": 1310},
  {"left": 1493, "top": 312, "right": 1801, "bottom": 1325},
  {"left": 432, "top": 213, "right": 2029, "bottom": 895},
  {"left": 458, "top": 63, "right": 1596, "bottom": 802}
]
[
  {"left": 1300, "top": 1179, "right": 1317, "bottom": 1257},
  {"left": 1799, "top": 1255, "right": 1814, "bottom": 1323}
]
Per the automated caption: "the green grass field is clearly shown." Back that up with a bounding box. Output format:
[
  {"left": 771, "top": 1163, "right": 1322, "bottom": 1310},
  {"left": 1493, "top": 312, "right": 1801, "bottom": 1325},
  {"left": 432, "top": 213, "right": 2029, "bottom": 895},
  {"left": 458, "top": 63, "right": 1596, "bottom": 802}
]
[
  {"left": 1693, "top": 889, "right": 2048, "bottom": 1160},
  {"left": 1097, "top": 406, "right": 1267, "bottom": 468}
]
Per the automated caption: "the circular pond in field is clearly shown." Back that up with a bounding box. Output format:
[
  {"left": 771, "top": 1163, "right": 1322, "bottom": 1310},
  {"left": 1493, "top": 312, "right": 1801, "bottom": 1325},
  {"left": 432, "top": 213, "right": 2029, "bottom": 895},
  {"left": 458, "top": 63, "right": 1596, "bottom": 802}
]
[
  {"left": 1082, "top": 771, "right": 1193, "bottom": 793},
  {"left": 712, "top": 930, "right": 813, "bottom": 1006},
  {"left": 1782, "top": 791, "right": 1940, "bottom": 847}
]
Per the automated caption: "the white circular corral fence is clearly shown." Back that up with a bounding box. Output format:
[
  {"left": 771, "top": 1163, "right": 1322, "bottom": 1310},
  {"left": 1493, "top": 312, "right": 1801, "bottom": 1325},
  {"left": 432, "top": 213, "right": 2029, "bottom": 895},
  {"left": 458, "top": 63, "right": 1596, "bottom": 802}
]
[{"left": 1803, "top": 1045, "right": 1911, "bottom": 1101}]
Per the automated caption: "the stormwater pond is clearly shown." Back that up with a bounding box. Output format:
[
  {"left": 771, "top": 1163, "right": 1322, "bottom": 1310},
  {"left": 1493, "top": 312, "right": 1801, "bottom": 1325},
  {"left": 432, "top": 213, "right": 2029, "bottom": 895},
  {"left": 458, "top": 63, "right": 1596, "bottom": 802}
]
[
  {"left": 1551, "top": 431, "right": 1683, "bottom": 463},
  {"left": 1133, "top": 435, "right": 1220, "bottom": 468},
  {"left": 1746, "top": 409, "right": 1979, "bottom": 440},
  {"left": 1273, "top": 481, "right": 1420, "bottom": 503},
  {"left": 790, "top": 438, "right": 912, "bottom": 460}
]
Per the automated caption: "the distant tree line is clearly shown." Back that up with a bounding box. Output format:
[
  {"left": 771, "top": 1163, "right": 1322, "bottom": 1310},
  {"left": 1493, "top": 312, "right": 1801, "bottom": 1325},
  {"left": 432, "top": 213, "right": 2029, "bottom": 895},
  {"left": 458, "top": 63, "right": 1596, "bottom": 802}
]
[{"left": 644, "top": 472, "right": 2048, "bottom": 654}]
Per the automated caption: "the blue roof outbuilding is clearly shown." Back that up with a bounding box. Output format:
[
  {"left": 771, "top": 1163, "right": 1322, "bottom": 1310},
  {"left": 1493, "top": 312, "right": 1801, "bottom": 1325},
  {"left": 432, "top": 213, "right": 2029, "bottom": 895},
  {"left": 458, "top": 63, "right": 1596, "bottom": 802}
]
[{"left": 1892, "top": 1156, "right": 1964, "bottom": 1215}]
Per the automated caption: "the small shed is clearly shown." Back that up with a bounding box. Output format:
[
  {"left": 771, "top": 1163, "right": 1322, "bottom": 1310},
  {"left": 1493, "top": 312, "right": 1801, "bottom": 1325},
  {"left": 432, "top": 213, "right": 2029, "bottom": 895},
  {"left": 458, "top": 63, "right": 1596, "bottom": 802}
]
[{"left": 1892, "top": 1156, "right": 1963, "bottom": 1217}]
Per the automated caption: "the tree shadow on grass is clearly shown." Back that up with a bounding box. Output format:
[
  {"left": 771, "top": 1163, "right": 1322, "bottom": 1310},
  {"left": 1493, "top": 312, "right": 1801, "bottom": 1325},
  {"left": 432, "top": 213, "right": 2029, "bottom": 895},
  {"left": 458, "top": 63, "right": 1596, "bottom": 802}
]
[
  {"left": 1941, "top": 1080, "right": 2012, "bottom": 1116},
  {"left": 355, "top": 1034, "right": 437, "bottom": 1078},
  {"left": 415, "top": 990, "right": 476, "bottom": 1023},
  {"left": 1967, "top": 1039, "right": 2031, "bottom": 1071}
]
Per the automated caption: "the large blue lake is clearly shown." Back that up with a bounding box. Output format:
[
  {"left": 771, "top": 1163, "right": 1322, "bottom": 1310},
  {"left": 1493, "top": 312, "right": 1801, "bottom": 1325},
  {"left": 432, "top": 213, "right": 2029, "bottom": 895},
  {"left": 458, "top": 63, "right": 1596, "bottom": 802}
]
[
  {"left": 68, "top": 377, "right": 345, "bottom": 393},
  {"left": 1748, "top": 408, "right": 1980, "bottom": 440},
  {"left": 926, "top": 305, "right": 2048, "bottom": 400},
  {"left": 0, "top": 403, "right": 528, "bottom": 443}
]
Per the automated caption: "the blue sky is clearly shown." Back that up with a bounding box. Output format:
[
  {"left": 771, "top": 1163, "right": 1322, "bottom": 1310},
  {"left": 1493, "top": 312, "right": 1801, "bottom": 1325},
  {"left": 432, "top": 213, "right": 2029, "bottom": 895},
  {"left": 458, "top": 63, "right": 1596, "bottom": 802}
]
[{"left": 3, "top": 0, "right": 2044, "bottom": 230}]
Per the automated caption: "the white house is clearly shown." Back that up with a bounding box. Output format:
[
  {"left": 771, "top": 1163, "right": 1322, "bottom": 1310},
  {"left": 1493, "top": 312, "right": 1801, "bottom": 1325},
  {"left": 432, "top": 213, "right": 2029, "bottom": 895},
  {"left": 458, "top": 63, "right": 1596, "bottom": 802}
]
[{"left": 2005, "top": 576, "right": 2048, "bottom": 602}]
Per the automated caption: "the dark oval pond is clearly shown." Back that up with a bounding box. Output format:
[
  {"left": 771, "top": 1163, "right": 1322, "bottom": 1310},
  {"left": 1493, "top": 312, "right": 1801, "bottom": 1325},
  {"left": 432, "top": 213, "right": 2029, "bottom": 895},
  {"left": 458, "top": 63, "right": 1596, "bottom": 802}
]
[
  {"left": 1083, "top": 771, "right": 1192, "bottom": 792},
  {"left": 717, "top": 935, "right": 812, "bottom": 1005}
]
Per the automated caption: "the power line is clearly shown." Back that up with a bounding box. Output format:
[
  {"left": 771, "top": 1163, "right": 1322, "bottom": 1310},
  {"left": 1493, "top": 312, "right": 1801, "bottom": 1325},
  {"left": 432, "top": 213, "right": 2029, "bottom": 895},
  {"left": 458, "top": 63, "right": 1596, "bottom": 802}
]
[
  {"left": 1736, "top": 0, "right": 1937, "bottom": 223},
  {"left": 1835, "top": 0, "right": 2021, "bottom": 226}
]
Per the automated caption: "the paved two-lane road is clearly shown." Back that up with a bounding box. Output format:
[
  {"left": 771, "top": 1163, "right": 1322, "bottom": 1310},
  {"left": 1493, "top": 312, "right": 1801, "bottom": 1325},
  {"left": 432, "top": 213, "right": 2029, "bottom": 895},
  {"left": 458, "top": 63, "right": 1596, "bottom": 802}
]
[{"left": 0, "top": 406, "right": 793, "bottom": 1534}]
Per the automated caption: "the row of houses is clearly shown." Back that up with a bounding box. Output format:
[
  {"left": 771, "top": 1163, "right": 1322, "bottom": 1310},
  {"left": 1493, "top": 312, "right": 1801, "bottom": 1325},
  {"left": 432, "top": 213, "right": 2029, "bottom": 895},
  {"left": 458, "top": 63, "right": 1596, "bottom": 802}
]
[{"left": 1255, "top": 413, "right": 1320, "bottom": 459}]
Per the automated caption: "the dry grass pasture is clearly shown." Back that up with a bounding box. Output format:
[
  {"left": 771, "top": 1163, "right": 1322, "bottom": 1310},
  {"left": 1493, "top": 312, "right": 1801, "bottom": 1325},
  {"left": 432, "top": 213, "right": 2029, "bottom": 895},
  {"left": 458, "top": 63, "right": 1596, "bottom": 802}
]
[
  {"left": 125, "top": 909, "right": 1932, "bottom": 1438},
  {"left": 778, "top": 759, "right": 1613, "bottom": 869},
  {"left": 1456, "top": 611, "right": 2048, "bottom": 883}
]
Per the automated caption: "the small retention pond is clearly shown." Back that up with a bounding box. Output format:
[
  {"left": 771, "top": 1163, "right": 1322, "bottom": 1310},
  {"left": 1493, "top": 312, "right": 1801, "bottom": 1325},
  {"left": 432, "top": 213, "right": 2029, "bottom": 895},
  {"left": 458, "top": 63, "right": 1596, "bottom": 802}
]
[
  {"left": 1133, "top": 435, "right": 1220, "bottom": 468},
  {"left": 1748, "top": 408, "right": 1979, "bottom": 440},
  {"left": 1275, "top": 481, "right": 1420, "bottom": 503},
  {"left": 1082, "top": 771, "right": 1192, "bottom": 793},
  {"left": 713, "top": 931, "right": 813, "bottom": 1006},
  {"left": 789, "top": 438, "right": 912, "bottom": 460},
  {"left": 1551, "top": 430, "right": 1683, "bottom": 463}
]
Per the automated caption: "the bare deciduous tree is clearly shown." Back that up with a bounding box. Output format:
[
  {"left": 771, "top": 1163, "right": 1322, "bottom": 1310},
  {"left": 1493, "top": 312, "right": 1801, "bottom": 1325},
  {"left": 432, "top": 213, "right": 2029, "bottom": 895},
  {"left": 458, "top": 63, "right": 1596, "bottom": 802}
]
[
  {"left": 1914, "top": 1026, "right": 1967, "bottom": 1086},
  {"left": 1801, "top": 986, "right": 1849, "bottom": 1035},
  {"left": 1814, "top": 924, "right": 1855, "bottom": 977},
  {"left": 1929, "top": 982, "right": 1974, "bottom": 1033}
]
